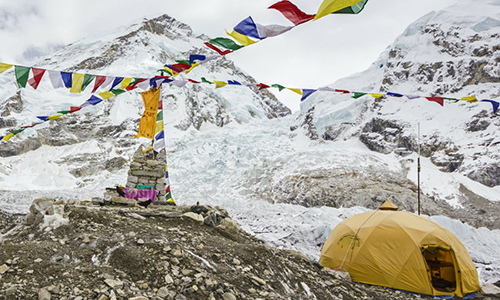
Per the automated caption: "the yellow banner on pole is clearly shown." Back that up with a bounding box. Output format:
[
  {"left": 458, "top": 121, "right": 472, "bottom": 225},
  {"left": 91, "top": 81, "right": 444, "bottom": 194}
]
[{"left": 135, "top": 87, "right": 161, "bottom": 139}]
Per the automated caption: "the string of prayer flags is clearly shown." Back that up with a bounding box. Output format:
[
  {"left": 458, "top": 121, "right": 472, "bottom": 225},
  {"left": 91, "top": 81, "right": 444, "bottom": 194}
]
[{"left": 269, "top": 1, "right": 316, "bottom": 26}]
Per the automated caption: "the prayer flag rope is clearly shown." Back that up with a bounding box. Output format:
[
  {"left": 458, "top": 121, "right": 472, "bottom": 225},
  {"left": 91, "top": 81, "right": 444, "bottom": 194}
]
[{"left": 161, "top": 0, "right": 369, "bottom": 77}]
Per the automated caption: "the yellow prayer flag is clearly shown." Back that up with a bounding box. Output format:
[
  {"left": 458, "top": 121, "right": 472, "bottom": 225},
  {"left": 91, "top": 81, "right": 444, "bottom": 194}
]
[
  {"left": 2, "top": 133, "right": 14, "bottom": 141},
  {"left": 460, "top": 96, "right": 478, "bottom": 103},
  {"left": 214, "top": 81, "right": 228, "bottom": 89},
  {"left": 185, "top": 63, "right": 199, "bottom": 75},
  {"left": 0, "top": 62, "right": 13, "bottom": 74},
  {"left": 288, "top": 88, "right": 303, "bottom": 95},
  {"left": 70, "top": 73, "right": 85, "bottom": 93},
  {"left": 155, "top": 120, "right": 164, "bottom": 135},
  {"left": 165, "top": 165, "right": 168, "bottom": 172},
  {"left": 48, "top": 115, "right": 63, "bottom": 121},
  {"left": 99, "top": 91, "right": 115, "bottom": 100},
  {"left": 369, "top": 93, "right": 385, "bottom": 99},
  {"left": 314, "top": 0, "right": 362, "bottom": 20},
  {"left": 226, "top": 30, "right": 257, "bottom": 47},
  {"left": 120, "top": 77, "right": 133, "bottom": 90},
  {"left": 135, "top": 87, "right": 161, "bottom": 139}
]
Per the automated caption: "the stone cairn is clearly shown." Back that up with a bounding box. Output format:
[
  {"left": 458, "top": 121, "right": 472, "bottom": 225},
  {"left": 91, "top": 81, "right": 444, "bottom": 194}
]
[{"left": 99, "top": 145, "right": 167, "bottom": 206}]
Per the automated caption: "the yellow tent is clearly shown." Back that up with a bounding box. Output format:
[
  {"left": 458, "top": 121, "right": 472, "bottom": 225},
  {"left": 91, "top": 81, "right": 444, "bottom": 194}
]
[{"left": 320, "top": 201, "right": 480, "bottom": 297}]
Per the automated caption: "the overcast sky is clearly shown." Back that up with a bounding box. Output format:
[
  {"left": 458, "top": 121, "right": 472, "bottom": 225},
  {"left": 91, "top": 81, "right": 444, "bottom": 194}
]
[{"left": 0, "top": 0, "right": 458, "bottom": 111}]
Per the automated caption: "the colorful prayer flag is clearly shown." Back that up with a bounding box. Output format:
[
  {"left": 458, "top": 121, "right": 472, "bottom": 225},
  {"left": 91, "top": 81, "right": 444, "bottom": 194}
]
[
  {"left": 256, "top": 23, "right": 293, "bottom": 38},
  {"left": 214, "top": 81, "right": 228, "bottom": 89},
  {"left": 81, "top": 74, "right": 96, "bottom": 91},
  {"left": 27, "top": 68, "right": 46, "bottom": 90},
  {"left": 48, "top": 70, "right": 65, "bottom": 89},
  {"left": 352, "top": 92, "right": 367, "bottom": 99},
  {"left": 61, "top": 72, "right": 73, "bottom": 88},
  {"left": 272, "top": 84, "right": 286, "bottom": 91},
  {"left": 387, "top": 92, "right": 404, "bottom": 97},
  {"left": 120, "top": 78, "right": 133, "bottom": 90},
  {"left": 226, "top": 30, "right": 257, "bottom": 47},
  {"left": 314, "top": 0, "right": 366, "bottom": 20},
  {"left": 209, "top": 37, "right": 244, "bottom": 51},
  {"left": 301, "top": 89, "right": 316, "bottom": 101},
  {"left": 136, "top": 87, "right": 161, "bottom": 140},
  {"left": 288, "top": 88, "right": 303, "bottom": 95},
  {"left": 204, "top": 42, "right": 233, "bottom": 56},
  {"left": 92, "top": 75, "right": 107, "bottom": 93},
  {"left": 426, "top": 97, "right": 444, "bottom": 106},
  {"left": 70, "top": 73, "right": 85, "bottom": 93},
  {"left": 189, "top": 54, "right": 206, "bottom": 65},
  {"left": 15, "top": 66, "right": 30, "bottom": 88},
  {"left": 269, "top": 1, "right": 316, "bottom": 26},
  {"left": 0, "top": 62, "right": 13, "bottom": 74},
  {"left": 460, "top": 96, "right": 478, "bottom": 103},
  {"left": 481, "top": 100, "right": 499, "bottom": 114},
  {"left": 233, "top": 16, "right": 263, "bottom": 40}
]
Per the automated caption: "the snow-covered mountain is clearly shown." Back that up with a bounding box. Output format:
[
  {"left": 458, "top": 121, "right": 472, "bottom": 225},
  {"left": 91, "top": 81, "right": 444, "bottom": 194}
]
[{"left": 1, "top": 0, "right": 500, "bottom": 286}]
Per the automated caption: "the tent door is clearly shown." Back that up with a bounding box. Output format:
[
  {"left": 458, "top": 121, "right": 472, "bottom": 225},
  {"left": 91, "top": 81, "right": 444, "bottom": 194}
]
[{"left": 422, "top": 246, "right": 458, "bottom": 295}]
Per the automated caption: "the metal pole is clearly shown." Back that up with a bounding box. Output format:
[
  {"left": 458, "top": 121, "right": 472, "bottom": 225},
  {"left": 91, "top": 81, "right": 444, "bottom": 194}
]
[{"left": 417, "top": 123, "right": 421, "bottom": 215}]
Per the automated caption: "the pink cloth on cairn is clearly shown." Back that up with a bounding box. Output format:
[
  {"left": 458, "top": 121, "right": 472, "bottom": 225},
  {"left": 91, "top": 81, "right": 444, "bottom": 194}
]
[{"left": 121, "top": 188, "right": 158, "bottom": 201}]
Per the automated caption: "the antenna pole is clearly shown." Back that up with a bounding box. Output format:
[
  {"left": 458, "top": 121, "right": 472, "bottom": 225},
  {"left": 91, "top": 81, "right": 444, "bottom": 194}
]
[{"left": 417, "top": 123, "right": 421, "bottom": 215}]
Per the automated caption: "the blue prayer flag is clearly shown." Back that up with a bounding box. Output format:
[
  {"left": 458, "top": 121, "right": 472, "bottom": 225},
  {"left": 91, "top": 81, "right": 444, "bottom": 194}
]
[
  {"left": 234, "top": 16, "right": 263, "bottom": 40},
  {"left": 301, "top": 89, "right": 316, "bottom": 102},
  {"left": 61, "top": 72, "right": 73, "bottom": 89}
]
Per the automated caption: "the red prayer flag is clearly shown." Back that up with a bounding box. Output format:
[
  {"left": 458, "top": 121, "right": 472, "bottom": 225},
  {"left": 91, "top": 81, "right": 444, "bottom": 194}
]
[
  {"left": 69, "top": 106, "right": 82, "bottom": 113},
  {"left": 335, "top": 89, "right": 350, "bottom": 94},
  {"left": 27, "top": 68, "right": 46, "bottom": 90},
  {"left": 92, "top": 75, "right": 107, "bottom": 93},
  {"left": 188, "top": 79, "right": 201, "bottom": 83},
  {"left": 425, "top": 97, "right": 444, "bottom": 107},
  {"left": 256, "top": 83, "right": 270, "bottom": 90},
  {"left": 126, "top": 78, "right": 147, "bottom": 91},
  {"left": 171, "top": 63, "right": 191, "bottom": 74},
  {"left": 165, "top": 186, "right": 171, "bottom": 193},
  {"left": 204, "top": 42, "right": 232, "bottom": 56},
  {"left": 268, "top": 0, "right": 315, "bottom": 26}
]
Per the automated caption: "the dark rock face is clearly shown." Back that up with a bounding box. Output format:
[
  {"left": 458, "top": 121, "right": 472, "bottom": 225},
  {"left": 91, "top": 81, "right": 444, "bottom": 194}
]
[
  {"left": 359, "top": 118, "right": 406, "bottom": 154},
  {"left": 467, "top": 163, "right": 500, "bottom": 187}
]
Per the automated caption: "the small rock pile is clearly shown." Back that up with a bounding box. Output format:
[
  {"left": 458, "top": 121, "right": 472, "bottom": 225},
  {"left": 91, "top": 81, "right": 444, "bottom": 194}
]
[{"left": 123, "top": 145, "right": 167, "bottom": 202}]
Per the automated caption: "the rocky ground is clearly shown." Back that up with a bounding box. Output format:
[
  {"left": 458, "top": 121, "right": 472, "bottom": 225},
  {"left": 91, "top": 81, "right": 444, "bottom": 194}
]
[{"left": 1, "top": 199, "right": 499, "bottom": 300}]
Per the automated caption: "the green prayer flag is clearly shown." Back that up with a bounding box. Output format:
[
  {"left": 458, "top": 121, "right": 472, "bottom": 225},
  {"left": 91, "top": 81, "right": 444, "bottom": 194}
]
[
  {"left": 111, "top": 89, "right": 126, "bottom": 95},
  {"left": 15, "top": 66, "right": 31, "bottom": 88},
  {"left": 272, "top": 84, "right": 286, "bottom": 92},
  {"left": 165, "top": 192, "right": 172, "bottom": 199},
  {"left": 209, "top": 37, "right": 244, "bottom": 51},
  {"left": 444, "top": 97, "right": 459, "bottom": 102},
  {"left": 156, "top": 110, "right": 163, "bottom": 121},
  {"left": 175, "top": 60, "right": 191, "bottom": 66},
  {"left": 11, "top": 129, "right": 25, "bottom": 135},
  {"left": 353, "top": 92, "right": 367, "bottom": 99},
  {"left": 201, "top": 77, "right": 214, "bottom": 84},
  {"left": 81, "top": 74, "right": 96, "bottom": 91},
  {"left": 57, "top": 110, "right": 71, "bottom": 115}
]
